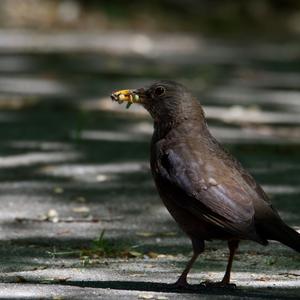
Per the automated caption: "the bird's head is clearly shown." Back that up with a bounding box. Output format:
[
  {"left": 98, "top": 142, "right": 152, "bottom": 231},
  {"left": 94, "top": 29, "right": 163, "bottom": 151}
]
[{"left": 111, "top": 80, "right": 202, "bottom": 123}]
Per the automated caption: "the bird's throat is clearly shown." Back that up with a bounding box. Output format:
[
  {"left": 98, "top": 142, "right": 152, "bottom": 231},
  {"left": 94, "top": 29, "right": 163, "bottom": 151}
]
[{"left": 153, "top": 113, "right": 207, "bottom": 141}]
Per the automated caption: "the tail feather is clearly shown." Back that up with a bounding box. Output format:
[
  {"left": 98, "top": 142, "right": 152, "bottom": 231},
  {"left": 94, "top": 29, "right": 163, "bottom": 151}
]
[{"left": 268, "top": 223, "right": 300, "bottom": 252}]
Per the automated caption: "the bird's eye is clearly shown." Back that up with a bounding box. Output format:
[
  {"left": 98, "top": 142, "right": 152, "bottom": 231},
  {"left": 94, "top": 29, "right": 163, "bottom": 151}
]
[{"left": 154, "top": 86, "right": 165, "bottom": 97}]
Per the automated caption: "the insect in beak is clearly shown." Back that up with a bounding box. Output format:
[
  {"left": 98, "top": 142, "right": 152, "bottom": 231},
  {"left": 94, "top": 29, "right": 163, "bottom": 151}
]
[{"left": 111, "top": 89, "right": 143, "bottom": 109}]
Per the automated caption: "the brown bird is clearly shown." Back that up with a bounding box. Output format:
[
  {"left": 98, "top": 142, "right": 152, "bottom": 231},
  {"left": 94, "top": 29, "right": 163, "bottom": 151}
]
[{"left": 111, "top": 81, "right": 300, "bottom": 288}]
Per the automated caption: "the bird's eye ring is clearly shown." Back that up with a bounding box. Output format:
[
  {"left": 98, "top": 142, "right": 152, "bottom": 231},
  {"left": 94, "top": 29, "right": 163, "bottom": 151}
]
[{"left": 154, "top": 86, "right": 165, "bottom": 97}]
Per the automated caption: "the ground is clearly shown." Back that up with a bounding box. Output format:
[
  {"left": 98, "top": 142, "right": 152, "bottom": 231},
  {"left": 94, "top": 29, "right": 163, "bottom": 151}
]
[{"left": 0, "top": 30, "right": 300, "bottom": 299}]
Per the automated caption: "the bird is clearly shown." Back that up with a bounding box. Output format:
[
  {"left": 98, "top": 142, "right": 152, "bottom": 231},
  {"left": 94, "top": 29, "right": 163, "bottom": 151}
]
[{"left": 111, "top": 80, "right": 300, "bottom": 288}]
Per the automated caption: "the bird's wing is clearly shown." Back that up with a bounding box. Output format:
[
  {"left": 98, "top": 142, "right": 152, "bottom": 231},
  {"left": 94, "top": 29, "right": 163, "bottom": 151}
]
[{"left": 156, "top": 143, "right": 256, "bottom": 236}]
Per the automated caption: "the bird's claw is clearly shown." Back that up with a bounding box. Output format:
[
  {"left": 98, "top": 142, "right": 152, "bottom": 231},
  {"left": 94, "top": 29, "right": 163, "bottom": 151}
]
[
  {"left": 200, "top": 280, "right": 237, "bottom": 289},
  {"left": 170, "top": 278, "right": 191, "bottom": 290}
]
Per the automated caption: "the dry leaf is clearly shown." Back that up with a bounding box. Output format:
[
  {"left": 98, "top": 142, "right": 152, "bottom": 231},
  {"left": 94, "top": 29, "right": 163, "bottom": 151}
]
[
  {"left": 136, "top": 232, "right": 155, "bottom": 237},
  {"left": 15, "top": 275, "right": 27, "bottom": 283},
  {"left": 161, "top": 232, "right": 177, "bottom": 237},
  {"left": 53, "top": 187, "right": 64, "bottom": 194},
  {"left": 138, "top": 294, "right": 154, "bottom": 299},
  {"left": 147, "top": 251, "right": 159, "bottom": 259},
  {"left": 72, "top": 206, "right": 90, "bottom": 213},
  {"left": 75, "top": 196, "right": 86, "bottom": 202},
  {"left": 128, "top": 251, "right": 143, "bottom": 258}
]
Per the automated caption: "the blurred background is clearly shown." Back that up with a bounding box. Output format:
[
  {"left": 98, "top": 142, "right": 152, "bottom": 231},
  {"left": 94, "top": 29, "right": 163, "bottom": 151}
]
[
  {"left": 0, "top": 0, "right": 300, "bottom": 290},
  {"left": 2, "top": 0, "right": 300, "bottom": 36}
]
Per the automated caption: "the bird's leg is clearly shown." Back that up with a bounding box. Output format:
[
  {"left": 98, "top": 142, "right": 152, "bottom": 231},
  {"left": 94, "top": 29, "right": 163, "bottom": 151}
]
[
  {"left": 174, "top": 252, "right": 199, "bottom": 288},
  {"left": 221, "top": 239, "right": 239, "bottom": 286},
  {"left": 173, "top": 239, "right": 204, "bottom": 289},
  {"left": 202, "top": 239, "right": 239, "bottom": 289}
]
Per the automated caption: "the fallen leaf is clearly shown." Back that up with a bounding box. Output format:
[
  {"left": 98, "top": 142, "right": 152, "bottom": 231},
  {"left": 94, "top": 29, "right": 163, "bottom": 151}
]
[
  {"left": 15, "top": 275, "right": 27, "bottom": 283},
  {"left": 56, "top": 277, "right": 70, "bottom": 283},
  {"left": 56, "top": 229, "right": 71, "bottom": 235},
  {"left": 138, "top": 294, "right": 154, "bottom": 299},
  {"left": 147, "top": 252, "right": 159, "bottom": 259},
  {"left": 72, "top": 206, "right": 90, "bottom": 213},
  {"left": 40, "top": 277, "right": 70, "bottom": 284},
  {"left": 157, "top": 254, "right": 175, "bottom": 259},
  {"left": 279, "top": 272, "right": 300, "bottom": 277},
  {"left": 32, "top": 266, "right": 48, "bottom": 271},
  {"left": 75, "top": 196, "right": 86, "bottom": 202},
  {"left": 136, "top": 232, "right": 155, "bottom": 237},
  {"left": 257, "top": 276, "right": 269, "bottom": 281},
  {"left": 161, "top": 232, "right": 177, "bottom": 237},
  {"left": 127, "top": 251, "right": 143, "bottom": 258},
  {"left": 53, "top": 187, "right": 64, "bottom": 194}
]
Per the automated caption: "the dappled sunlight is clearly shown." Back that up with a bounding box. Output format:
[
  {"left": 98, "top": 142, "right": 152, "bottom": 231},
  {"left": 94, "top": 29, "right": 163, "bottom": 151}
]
[
  {"left": 231, "top": 71, "right": 300, "bottom": 90},
  {"left": 263, "top": 185, "right": 300, "bottom": 195},
  {"left": 0, "top": 7, "right": 300, "bottom": 297},
  {"left": 206, "top": 106, "right": 300, "bottom": 125},
  {"left": 210, "top": 126, "right": 300, "bottom": 144},
  {"left": 209, "top": 86, "right": 300, "bottom": 113},
  {"left": 9, "top": 141, "right": 72, "bottom": 151},
  {"left": 0, "top": 76, "right": 70, "bottom": 96},
  {"left": 72, "top": 130, "right": 147, "bottom": 142},
  {"left": 39, "top": 162, "right": 148, "bottom": 182},
  {"left": 0, "top": 30, "right": 201, "bottom": 57},
  {"left": 0, "top": 151, "right": 80, "bottom": 168},
  {"left": 250, "top": 163, "right": 300, "bottom": 174}
]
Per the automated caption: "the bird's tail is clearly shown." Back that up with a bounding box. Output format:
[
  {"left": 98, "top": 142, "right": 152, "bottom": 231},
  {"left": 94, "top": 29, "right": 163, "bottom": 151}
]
[{"left": 270, "top": 223, "right": 300, "bottom": 253}]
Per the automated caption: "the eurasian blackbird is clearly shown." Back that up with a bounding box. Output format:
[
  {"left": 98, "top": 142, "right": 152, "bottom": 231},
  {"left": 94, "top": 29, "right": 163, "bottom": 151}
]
[{"left": 111, "top": 80, "right": 300, "bottom": 288}]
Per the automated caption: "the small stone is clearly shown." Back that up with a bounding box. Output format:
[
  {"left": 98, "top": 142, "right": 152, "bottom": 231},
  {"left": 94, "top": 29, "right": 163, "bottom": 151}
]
[
  {"left": 48, "top": 209, "right": 58, "bottom": 218},
  {"left": 51, "top": 216, "right": 59, "bottom": 223}
]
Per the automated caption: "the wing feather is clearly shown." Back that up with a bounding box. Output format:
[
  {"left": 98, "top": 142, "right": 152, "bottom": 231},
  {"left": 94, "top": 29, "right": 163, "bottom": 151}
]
[{"left": 157, "top": 144, "right": 256, "bottom": 236}]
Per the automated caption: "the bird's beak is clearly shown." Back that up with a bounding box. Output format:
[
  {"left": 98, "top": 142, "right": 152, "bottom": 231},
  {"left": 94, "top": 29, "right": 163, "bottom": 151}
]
[{"left": 111, "top": 89, "right": 145, "bottom": 109}]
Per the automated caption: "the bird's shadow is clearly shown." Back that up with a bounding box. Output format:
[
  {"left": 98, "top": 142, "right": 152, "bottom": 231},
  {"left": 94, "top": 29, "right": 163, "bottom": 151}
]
[{"left": 58, "top": 280, "right": 300, "bottom": 299}]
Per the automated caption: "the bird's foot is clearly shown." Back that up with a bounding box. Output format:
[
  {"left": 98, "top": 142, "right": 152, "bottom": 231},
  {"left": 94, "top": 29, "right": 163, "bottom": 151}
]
[
  {"left": 200, "top": 280, "right": 236, "bottom": 289},
  {"left": 170, "top": 278, "right": 191, "bottom": 290}
]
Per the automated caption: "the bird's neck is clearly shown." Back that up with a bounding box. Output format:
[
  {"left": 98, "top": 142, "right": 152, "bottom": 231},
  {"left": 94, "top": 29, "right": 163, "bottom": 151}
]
[{"left": 153, "top": 106, "right": 208, "bottom": 141}]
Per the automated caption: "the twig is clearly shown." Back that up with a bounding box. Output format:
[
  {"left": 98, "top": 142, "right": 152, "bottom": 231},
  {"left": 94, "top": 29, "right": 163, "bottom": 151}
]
[{"left": 15, "top": 216, "right": 124, "bottom": 223}]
